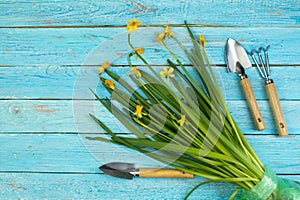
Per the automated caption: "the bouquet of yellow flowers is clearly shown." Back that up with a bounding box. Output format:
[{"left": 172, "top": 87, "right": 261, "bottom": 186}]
[{"left": 88, "top": 19, "right": 300, "bottom": 199}]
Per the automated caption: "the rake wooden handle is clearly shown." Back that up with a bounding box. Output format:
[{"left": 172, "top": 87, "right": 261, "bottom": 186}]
[
  {"left": 139, "top": 168, "right": 194, "bottom": 178},
  {"left": 240, "top": 78, "right": 266, "bottom": 130},
  {"left": 265, "top": 81, "right": 288, "bottom": 136}
]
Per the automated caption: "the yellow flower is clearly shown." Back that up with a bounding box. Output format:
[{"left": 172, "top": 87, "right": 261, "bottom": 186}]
[
  {"left": 155, "top": 26, "right": 174, "bottom": 42},
  {"left": 129, "top": 66, "right": 142, "bottom": 78},
  {"left": 97, "top": 61, "right": 110, "bottom": 74},
  {"left": 104, "top": 80, "right": 115, "bottom": 90},
  {"left": 178, "top": 115, "right": 186, "bottom": 126},
  {"left": 135, "top": 47, "right": 144, "bottom": 55},
  {"left": 134, "top": 105, "right": 144, "bottom": 118},
  {"left": 199, "top": 34, "right": 206, "bottom": 47},
  {"left": 126, "top": 18, "right": 141, "bottom": 33},
  {"left": 160, "top": 67, "right": 175, "bottom": 78},
  {"left": 155, "top": 32, "right": 165, "bottom": 43},
  {"left": 134, "top": 47, "right": 144, "bottom": 59},
  {"left": 164, "top": 26, "right": 174, "bottom": 38}
]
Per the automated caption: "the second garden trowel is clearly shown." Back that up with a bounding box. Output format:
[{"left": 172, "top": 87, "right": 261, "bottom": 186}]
[
  {"left": 225, "top": 38, "right": 266, "bottom": 130},
  {"left": 100, "top": 162, "right": 194, "bottom": 180}
]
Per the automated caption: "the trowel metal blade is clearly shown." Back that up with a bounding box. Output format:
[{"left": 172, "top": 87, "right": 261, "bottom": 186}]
[
  {"left": 99, "top": 162, "right": 135, "bottom": 180},
  {"left": 225, "top": 38, "right": 252, "bottom": 74}
]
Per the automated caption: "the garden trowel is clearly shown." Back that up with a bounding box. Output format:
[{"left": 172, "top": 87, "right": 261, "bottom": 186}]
[
  {"left": 225, "top": 38, "right": 266, "bottom": 130},
  {"left": 100, "top": 162, "right": 194, "bottom": 179}
]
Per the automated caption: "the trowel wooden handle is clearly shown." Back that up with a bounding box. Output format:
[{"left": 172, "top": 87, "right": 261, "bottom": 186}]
[
  {"left": 139, "top": 168, "right": 194, "bottom": 178},
  {"left": 240, "top": 78, "right": 266, "bottom": 130},
  {"left": 265, "top": 82, "right": 288, "bottom": 136}
]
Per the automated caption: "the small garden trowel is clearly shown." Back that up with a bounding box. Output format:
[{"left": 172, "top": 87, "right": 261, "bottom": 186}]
[
  {"left": 100, "top": 162, "right": 194, "bottom": 179},
  {"left": 225, "top": 38, "right": 266, "bottom": 130}
]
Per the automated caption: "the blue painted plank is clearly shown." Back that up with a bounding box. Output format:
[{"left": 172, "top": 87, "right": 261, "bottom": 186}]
[
  {"left": 0, "top": 173, "right": 246, "bottom": 199},
  {"left": 0, "top": 173, "right": 299, "bottom": 200},
  {"left": 0, "top": 100, "right": 299, "bottom": 134},
  {"left": 0, "top": 134, "right": 299, "bottom": 174},
  {"left": 0, "top": 27, "right": 300, "bottom": 65},
  {"left": 0, "top": 66, "right": 298, "bottom": 100},
  {"left": 0, "top": 0, "right": 299, "bottom": 27}
]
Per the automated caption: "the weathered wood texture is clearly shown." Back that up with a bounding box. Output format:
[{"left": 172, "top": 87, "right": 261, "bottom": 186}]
[
  {"left": 0, "top": 134, "right": 299, "bottom": 174},
  {"left": 0, "top": 27, "right": 300, "bottom": 65},
  {"left": 0, "top": 66, "right": 298, "bottom": 100},
  {"left": 0, "top": 0, "right": 299, "bottom": 27},
  {"left": 1, "top": 99, "right": 299, "bottom": 134},
  {"left": 0, "top": 173, "right": 299, "bottom": 200},
  {"left": 1, "top": 0, "right": 299, "bottom": 199}
]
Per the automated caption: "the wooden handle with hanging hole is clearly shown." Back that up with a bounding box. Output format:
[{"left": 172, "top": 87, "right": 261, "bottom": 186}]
[
  {"left": 265, "top": 81, "right": 288, "bottom": 136},
  {"left": 139, "top": 168, "right": 194, "bottom": 178},
  {"left": 240, "top": 77, "right": 266, "bottom": 131}
]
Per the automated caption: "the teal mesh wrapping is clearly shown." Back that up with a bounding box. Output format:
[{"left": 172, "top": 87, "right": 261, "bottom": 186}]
[{"left": 235, "top": 167, "right": 300, "bottom": 200}]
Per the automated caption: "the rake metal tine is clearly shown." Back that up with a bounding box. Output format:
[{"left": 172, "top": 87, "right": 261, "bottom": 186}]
[
  {"left": 257, "top": 47, "right": 268, "bottom": 79},
  {"left": 264, "top": 45, "right": 271, "bottom": 79},
  {"left": 250, "top": 49, "right": 266, "bottom": 79}
]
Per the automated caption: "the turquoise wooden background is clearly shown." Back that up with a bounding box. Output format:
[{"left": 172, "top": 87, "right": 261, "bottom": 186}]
[{"left": 0, "top": 1, "right": 299, "bottom": 199}]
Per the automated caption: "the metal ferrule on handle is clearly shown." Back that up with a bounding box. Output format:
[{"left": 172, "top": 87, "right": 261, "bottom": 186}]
[
  {"left": 265, "top": 79, "right": 288, "bottom": 136},
  {"left": 239, "top": 74, "right": 248, "bottom": 80}
]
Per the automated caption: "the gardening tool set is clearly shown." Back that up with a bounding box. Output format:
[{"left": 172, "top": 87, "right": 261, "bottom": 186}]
[{"left": 225, "top": 38, "right": 288, "bottom": 136}]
